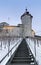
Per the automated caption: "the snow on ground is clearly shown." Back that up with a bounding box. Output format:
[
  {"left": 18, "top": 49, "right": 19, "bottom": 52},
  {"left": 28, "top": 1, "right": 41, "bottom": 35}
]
[
  {"left": 0, "top": 38, "right": 41, "bottom": 65},
  {"left": 0, "top": 38, "right": 22, "bottom": 65},
  {"left": 26, "top": 38, "right": 41, "bottom": 65}
]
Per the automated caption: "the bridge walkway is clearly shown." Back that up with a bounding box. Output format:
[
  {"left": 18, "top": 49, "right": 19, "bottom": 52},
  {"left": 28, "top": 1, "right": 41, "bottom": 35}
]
[{"left": 6, "top": 39, "right": 38, "bottom": 65}]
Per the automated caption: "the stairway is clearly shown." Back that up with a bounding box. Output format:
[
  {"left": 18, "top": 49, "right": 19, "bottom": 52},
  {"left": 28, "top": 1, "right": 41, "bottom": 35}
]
[{"left": 6, "top": 39, "right": 38, "bottom": 65}]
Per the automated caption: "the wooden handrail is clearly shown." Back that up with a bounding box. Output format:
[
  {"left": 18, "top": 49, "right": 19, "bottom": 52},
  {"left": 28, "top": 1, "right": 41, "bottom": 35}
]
[
  {"left": 26, "top": 36, "right": 41, "bottom": 40},
  {"left": 0, "top": 39, "right": 20, "bottom": 63},
  {"left": 26, "top": 39, "right": 38, "bottom": 65}
]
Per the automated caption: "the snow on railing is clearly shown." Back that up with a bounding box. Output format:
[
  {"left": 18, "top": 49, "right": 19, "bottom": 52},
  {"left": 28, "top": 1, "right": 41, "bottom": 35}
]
[
  {"left": 26, "top": 36, "right": 41, "bottom": 65},
  {"left": 0, "top": 38, "right": 22, "bottom": 65}
]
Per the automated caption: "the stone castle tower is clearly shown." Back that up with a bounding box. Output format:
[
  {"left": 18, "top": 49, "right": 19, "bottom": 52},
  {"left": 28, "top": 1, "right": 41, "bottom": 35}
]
[{"left": 21, "top": 9, "right": 33, "bottom": 38}]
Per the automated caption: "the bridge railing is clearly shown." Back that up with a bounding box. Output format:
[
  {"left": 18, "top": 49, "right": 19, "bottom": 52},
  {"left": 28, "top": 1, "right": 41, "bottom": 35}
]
[
  {"left": 26, "top": 36, "right": 41, "bottom": 65},
  {"left": 0, "top": 38, "right": 22, "bottom": 65}
]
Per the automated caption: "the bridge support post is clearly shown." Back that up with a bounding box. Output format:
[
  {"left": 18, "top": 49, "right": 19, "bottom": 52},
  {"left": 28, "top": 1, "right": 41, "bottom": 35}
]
[
  {"left": 4, "top": 39, "right": 7, "bottom": 49},
  {"left": 0, "top": 39, "right": 2, "bottom": 50},
  {"left": 8, "top": 38, "right": 10, "bottom": 56},
  {"left": 34, "top": 39, "right": 36, "bottom": 59},
  {"left": 37, "top": 39, "right": 39, "bottom": 47}
]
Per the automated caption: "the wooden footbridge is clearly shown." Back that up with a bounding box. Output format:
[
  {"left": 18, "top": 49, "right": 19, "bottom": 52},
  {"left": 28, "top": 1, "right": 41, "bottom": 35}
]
[
  {"left": 6, "top": 39, "right": 38, "bottom": 65},
  {"left": 0, "top": 35, "right": 41, "bottom": 65}
]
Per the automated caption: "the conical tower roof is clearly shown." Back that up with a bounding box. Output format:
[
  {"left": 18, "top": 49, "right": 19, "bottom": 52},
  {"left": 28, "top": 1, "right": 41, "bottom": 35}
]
[{"left": 21, "top": 9, "right": 33, "bottom": 19}]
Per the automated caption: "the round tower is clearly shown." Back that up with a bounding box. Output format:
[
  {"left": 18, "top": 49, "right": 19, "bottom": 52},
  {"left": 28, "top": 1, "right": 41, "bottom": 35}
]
[{"left": 21, "top": 9, "right": 33, "bottom": 38}]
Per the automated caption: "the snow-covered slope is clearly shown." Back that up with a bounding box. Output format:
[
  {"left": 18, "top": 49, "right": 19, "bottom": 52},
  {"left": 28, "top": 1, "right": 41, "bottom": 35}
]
[
  {"left": 26, "top": 38, "right": 41, "bottom": 65},
  {"left": 0, "top": 38, "right": 22, "bottom": 65}
]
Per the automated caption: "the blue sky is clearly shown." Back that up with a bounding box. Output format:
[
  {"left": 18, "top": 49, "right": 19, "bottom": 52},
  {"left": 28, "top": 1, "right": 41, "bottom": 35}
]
[{"left": 0, "top": 0, "right": 41, "bottom": 35}]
